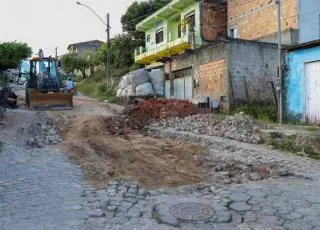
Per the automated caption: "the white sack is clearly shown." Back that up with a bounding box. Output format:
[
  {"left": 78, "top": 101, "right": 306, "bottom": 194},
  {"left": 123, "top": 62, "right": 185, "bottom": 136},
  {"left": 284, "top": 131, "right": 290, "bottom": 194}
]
[
  {"left": 136, "top": 82, "right": 154, "bottom": 96},
  {"left": 130, "top": 69, "right": 150, "bottom": 88}
]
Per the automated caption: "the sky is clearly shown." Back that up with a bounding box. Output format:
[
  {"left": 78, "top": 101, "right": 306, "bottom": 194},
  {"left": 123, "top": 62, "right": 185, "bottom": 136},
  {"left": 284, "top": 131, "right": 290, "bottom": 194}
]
[{"left": 0, "top": 0, "right": 138, "bottom": 56}]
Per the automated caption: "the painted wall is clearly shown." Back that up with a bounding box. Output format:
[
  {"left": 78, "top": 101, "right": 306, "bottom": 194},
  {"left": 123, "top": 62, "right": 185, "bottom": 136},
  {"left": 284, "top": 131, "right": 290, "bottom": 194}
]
[
  {"left": 167, "top": 18, "right": 180, "bottom": 42},
  {"left": 144, "top": 20, "right": 167, "bottom": 52},
  {"left": 285, "top": 46, "right": 320, "bottom": 121},
  {"left": 143, "top": 2, "right": 201, "bottom": 53},
  {"left": 298, "top": 0, "right": 320, "bottom": 43},
  {"left": 180, "top": 1, "right": 201, "bottom": 45},
  {"left": 229, "top": 39, "right": 278, "bottom": 105}
]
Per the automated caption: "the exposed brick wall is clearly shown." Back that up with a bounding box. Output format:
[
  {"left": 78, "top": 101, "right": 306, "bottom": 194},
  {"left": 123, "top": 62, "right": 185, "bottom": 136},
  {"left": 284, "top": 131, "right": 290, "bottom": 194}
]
[
  {"left": 199, "top": 59, "right": 226, "bottom": 100},
  {"left": 201, "top": 1, "right": 228, "bottom": 41},
  {"left": 228, "top": 0, "right": 298, "bottom": 44}
]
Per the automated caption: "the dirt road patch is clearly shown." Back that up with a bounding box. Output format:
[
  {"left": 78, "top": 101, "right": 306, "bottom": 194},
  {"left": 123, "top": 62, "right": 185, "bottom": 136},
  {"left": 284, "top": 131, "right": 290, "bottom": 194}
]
[{"left": 58, "top": 115, "right": 206, "bottom": 189}]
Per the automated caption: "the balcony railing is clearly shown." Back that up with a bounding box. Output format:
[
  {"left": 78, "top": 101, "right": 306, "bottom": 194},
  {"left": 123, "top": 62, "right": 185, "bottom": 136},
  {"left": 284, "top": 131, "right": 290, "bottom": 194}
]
[{"left": 135, "top": 34, "right": 191, "bottom": 64}]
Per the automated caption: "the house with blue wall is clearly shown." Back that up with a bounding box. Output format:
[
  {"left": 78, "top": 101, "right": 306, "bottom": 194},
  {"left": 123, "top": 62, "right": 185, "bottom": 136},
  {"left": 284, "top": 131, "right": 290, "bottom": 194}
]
[{"left": 284, "top": 39, "right": 320, "bottom": 123}]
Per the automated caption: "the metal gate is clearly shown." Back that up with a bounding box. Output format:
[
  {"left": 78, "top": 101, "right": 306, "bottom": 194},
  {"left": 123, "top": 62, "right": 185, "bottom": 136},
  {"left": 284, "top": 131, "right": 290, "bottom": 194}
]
[
  {"left": 305, "top": 61, "right": 320, "bottom": 123},
  {"left": 164, "top": 68, "right": 193, "bottom": 100}
]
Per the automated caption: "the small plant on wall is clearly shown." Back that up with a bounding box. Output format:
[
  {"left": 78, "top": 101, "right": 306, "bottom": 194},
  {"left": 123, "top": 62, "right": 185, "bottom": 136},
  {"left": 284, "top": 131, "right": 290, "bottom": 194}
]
[{"left": 180, "top": 18, "right": 188, "bottom": 35}]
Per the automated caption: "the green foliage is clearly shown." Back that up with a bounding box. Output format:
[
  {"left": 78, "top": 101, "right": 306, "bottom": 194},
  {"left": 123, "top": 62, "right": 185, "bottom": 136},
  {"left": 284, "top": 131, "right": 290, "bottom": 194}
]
[
  {"left": 77, "top": 70, "right": 116, "bottom": 100},
  {"left": 305, "top": 126, "right": 319, "bottom": 132},
  {"left": 60, "top": 53, "right": 96, "bottom": 78},
  {"left": 0, "top": 42, "right": 32, "bottom": 71},
  {"left": 121, "top": 0, "right": 172, "bottom": 44},
  {"left": 95, "top": 34, "right": 139, "bottom": 69},
  {"left": 232, "top": 103, "right": 278, "bottom": 122},
  {"left": 268, "top": 139, "right": 320, "bottom": 160}
]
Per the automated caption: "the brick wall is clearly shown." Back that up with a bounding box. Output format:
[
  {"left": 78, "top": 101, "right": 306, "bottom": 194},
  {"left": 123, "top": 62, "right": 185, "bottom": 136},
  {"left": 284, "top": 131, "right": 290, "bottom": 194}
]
[
  {"left": 199, "top": 59, "right": 226, "bottom": 100},
  {"left": 201, "top": 1, "right": 228, "bottom": 42},
  {"left": 228, "top": 0, "right": 298, "bottom": 44}
]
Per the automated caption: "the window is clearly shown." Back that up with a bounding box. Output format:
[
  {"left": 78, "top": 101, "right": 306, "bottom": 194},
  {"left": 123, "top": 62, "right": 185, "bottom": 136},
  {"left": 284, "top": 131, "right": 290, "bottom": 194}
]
[
  {"left": 146, "top": 34, "right": 151, "bottom": 42},
  {"left": 229, "top": 27, "right": 239, "bottom": 38},
  {"left": 156, "top": 29, "right": 164, "bottom": 44},
  {"left": 185, "top": 11, "right": 195, "bottom": 32},
  {"left": 178, "top": 24, "right": 181, "bottom": 38}
]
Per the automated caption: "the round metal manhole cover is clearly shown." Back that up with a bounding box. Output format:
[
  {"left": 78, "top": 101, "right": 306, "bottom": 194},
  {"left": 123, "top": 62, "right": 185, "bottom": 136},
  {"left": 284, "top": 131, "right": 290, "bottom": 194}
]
[{"left": 169, "top": 202, "right": 215, "bottom": 221}]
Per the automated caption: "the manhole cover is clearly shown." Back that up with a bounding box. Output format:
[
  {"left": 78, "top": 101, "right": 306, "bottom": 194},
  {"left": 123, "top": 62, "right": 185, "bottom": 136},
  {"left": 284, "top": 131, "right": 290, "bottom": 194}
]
[{"left": 169, "top": 202, "right": 215, "bottom": 221}]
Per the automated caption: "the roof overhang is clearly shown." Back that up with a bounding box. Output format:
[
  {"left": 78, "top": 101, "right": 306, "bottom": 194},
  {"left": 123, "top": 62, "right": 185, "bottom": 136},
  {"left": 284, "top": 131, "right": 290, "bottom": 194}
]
[
  {"left": 283, "top": 39, "right": 320, "bottom": 52},
  {"left": 136, "top": 0, "right": 198, "bottom": 31}
]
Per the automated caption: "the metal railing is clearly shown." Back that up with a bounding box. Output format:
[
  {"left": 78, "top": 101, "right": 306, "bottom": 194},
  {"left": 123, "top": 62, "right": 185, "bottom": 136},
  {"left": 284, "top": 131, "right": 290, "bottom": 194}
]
[{"left": 135, "top": 34, "right": 190, "bottom": 62}]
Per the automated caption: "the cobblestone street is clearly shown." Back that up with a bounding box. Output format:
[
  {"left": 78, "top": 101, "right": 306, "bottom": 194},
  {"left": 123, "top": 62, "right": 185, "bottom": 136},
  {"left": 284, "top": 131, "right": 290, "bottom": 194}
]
[
  {"left": 0, "top": 142, "right": 91, "bottom": 230},
  {"left": 1, "top": 108, "right": 320, "bottom": 229}
]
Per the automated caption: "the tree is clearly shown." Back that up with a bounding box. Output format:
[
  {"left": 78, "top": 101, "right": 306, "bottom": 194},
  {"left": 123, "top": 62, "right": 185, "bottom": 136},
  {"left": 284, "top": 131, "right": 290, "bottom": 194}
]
[
  {"left": 121, "top": 0, "right": 171, "bottom": 45},
  {"left": 95, "top": 34, "right": 138, "bottom": 69},
  {"left": 0, "top": 42, "right": 32, "bottom": 71},
  {"left": 60, "top": 53, "right": 91, "bottom": 78}
]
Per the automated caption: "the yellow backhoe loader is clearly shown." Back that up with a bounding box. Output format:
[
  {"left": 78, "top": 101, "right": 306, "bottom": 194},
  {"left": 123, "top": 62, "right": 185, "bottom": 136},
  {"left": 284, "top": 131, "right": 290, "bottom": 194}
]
[{"left": 19, "top": 56, "right": 73, "bottom": 109}]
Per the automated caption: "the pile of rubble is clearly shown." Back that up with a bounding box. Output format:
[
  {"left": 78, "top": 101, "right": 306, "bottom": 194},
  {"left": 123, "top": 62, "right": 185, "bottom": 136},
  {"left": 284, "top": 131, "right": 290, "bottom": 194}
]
[
  {"left": 125, "top": 99, "right": 198, "bottom": 129},
  {"left": 150, "top": 112, "right": 263, "bottom": 144},
  {"left": 26, "top": 112, "right": 62, "bottom": 148},
  {"left": 210, "top": 113, "right": 262, "bottom": 144},
  {"left": 151, "top": 114, "right": 221, "bottom": 134},
  {"left": 195, "top": 155, "right": 287, "bottom": 185}
]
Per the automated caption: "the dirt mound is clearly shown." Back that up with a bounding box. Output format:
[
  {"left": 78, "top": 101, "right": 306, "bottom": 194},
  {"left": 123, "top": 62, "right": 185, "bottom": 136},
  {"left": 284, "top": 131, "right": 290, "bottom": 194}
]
[
  {"left": 125, "top": 99, "right": 198, "bottom": 129},
  {"left": 63, "top": 116, "right": 206, "bottom": 189}
]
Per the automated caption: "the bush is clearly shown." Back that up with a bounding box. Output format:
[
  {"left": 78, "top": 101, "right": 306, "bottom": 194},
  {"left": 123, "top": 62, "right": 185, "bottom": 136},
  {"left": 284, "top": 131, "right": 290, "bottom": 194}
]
[
  {"left": 232, "top": 103, "right": 278, "bottom": 122},
  {"left": 77, "top": 70, "right": 117, "bottom": 100}
]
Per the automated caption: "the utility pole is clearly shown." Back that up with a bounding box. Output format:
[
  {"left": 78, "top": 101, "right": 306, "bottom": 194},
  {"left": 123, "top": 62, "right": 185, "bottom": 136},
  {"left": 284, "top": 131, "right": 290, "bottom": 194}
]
[
  {"left": 277, "top": 0, "right": 283, "bottom": 124},
  {"left": 55, "top": 47, "right": 58, "bottom": 59},
  {"left": 76, "top": 2, "right": 111, "bottom": 89},
  {"left": 106, "top": 12, "right": 111, "bottom": 90}
]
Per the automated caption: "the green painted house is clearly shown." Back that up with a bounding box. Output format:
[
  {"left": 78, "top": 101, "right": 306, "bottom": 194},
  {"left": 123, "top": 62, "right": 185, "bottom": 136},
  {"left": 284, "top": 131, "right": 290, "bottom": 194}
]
[{"left": 135, "top": 0, "right": 203, "bottom": 65}]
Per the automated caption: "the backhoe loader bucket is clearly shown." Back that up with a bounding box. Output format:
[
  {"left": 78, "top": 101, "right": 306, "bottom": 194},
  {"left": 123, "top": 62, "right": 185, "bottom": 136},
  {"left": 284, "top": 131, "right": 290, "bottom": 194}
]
[{"left": 26, "top": 90, "right": 73, "bottom": 110}]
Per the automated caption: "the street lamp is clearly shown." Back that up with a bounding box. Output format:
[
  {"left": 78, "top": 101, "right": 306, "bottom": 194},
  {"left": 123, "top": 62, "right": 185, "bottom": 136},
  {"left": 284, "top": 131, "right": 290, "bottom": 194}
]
[{"left": 76, "top": 1, "right": 111, "bottom": 89}]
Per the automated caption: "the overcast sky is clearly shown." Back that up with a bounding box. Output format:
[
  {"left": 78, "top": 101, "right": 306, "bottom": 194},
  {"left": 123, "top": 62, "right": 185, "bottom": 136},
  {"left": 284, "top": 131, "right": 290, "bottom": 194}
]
[{"left": 0, "top": 0, "right": 138, "bottom": 56}]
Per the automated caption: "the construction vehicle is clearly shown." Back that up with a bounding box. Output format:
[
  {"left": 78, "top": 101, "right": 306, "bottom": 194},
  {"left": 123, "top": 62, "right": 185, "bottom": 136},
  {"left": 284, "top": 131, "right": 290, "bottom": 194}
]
[{"left": 19, "top": 56, "right": 73, "bottom": 109}]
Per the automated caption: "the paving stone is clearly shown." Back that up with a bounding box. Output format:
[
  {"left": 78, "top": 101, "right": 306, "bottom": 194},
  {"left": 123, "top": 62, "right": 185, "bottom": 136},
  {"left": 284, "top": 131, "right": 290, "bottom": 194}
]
[
  {"left": 228, "top": 202, "right": 252, "bottom": 211},
  {"left": 283, "top": 221, "right": 314, "bottom": 230},
  {"left": 228, "top": 192, "right": 251, "bottom": 202},
  {"left": 246, "top": 190, "right": 266, "bottom": 198},
  {"left": 248, "top": 197, "right": 263, "bottom": 205},
  {"left": 155, "top": 203, "right": 180, "bottom": 227},
  {"left": 243, "top": 211, "right": 257, "bottom": 222},
  {"left": 107, "top": 206, "right": 117, "bottom": 212},
  {"left": 256, "top": 215, "right": 279, "bottom": 225},
  {"left": 72, "top": 205, "right": 83, "bottom": 210},
  {"left": 211, "top": 211, "right": 232, "bottom": 223},
  {"left": 88, "top": 209, "right": 105, "bottom": 218},
  {"left": 295, "top": 207, "right": 318, "bottom": 217}
]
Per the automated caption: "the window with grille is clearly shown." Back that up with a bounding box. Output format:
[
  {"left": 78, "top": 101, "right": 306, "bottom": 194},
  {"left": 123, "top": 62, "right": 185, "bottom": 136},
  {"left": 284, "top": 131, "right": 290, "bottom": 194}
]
[
  {"left": 156, "top": 29, "right": 164, "bottom": 44},
  {"left": 185, "top": 11, "right": 195, "bottom": 32}
]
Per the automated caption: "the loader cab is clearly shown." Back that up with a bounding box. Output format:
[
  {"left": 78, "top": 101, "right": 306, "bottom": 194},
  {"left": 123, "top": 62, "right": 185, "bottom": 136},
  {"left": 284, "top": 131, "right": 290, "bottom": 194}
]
[{"left": 21, "top": 57, "right": 60, "bottom": 93}]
